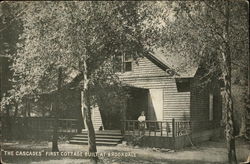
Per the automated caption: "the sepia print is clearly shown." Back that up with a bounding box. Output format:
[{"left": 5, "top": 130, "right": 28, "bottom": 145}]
[{"left": 0, "top": 1, "right": 249, "bottom": 164}]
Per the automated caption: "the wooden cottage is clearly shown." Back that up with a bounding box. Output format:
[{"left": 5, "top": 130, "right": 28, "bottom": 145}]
[
  {"left": 88, "top": 50, "right": 222, "bottom": 149},
  {"left": 1, "top": 50, "right": 222, "bottom": 148}
]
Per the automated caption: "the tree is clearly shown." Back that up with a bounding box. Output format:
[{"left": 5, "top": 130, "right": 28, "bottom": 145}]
[
  {"left": 2, "top": 1, "right": 144, "bottom": 163},
  {"left": 3, "top": 1, "right": 247, "bottom": 163},
  {"left": 0, "top": 2, "right": 25, "bottom": 139},
  {"left": 140, "top": 1, "right": 248, "bottom": 163}
]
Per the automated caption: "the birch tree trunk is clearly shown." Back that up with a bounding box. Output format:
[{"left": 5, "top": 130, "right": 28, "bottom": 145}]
[
  {"left": 13, "top": 102, "right": 18, "bottom": 118},
  {"left": 80, "top": 59, "right": 97, "bottom": 163},
  {"left": 52, "top": 67, "right": 62, "bottom": 152},
  {"left": 221, "top": 1, "right": 237, "bottom": 163},
  {"left": 222, "top": 54, "right": 237, "bottom": 164},
  {"left": 246, "top": 3, "right": 250, "bottom": 140}
]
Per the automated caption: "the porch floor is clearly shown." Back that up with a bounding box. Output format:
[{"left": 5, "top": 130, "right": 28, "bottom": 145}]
[
  {"left": 125, "top": 130, "right": 173, "bottom": 137},
  {"left": 81, "top": 129, "right": 121, "bottom": 133}
]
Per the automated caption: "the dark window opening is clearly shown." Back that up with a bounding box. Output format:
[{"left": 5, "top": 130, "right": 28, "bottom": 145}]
[
  {"left": 123, "top": 54, "right": 133, "bottom": 72},
  {"left": 124, "top": 62, "right": 132, "bottom": 72},
  {"left": 176, "top": 79, "right": 190, "bottom": 92}
]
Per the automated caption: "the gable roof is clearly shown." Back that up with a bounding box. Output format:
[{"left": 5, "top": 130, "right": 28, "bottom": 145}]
[{"left": 146, "top": 48, "right": 198, "bottom": 78}]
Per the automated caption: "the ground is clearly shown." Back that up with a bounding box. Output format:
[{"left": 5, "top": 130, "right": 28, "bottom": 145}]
[{"left": 1, "top": 138, "right": 249, "bottom": 164}]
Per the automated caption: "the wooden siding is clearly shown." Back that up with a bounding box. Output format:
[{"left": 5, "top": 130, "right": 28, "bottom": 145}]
[
  {"left": 120, "top": 76, "right": 191, "bottom": 122},
  {"left": 118, "top": 56, "right": 167, "bottom": 78},
  {"left": 190, "top": 77, "right": 222, "bottom": 132}
]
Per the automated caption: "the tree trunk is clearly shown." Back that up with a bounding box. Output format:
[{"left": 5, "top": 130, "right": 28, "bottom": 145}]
[
  {"left": 221, "top": 1, "right": 237, "bottom": 163},
  {"left": 52, "top": 67, "right": 62, "bottom": 152},
  {"left": 80, "top": 59, "right": 98, "bottom": 164},
  {"left": 27, "top": 100, "right": 31, "bottom": 117},
  {"left": 223, "top": 72, "right": 237, "bottom": 164},
  {"left": 121, "top": 100, "right": 127, "bottom": 135},
  {"left": 13, "top": 101, "right": 18, "bottom": 118},
  {"left": 239, "top": 111, "right": 246, "bottom": 136},
  {"left": 247, "top": 4, "right": 250, "bottom": 140},
  {"left": 5, "top": 105, "right": 12, "bottom": 139},
  {"left": 52, "top": 101, "right": 59, "bottom": 152}
]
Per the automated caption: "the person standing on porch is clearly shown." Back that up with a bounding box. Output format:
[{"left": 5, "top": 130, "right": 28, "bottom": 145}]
[{"left": 138, "top": 111, "right": 146, "bottom": 136}]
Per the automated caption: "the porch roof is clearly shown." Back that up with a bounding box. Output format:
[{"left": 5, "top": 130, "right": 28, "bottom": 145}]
[
  {"left": 121, "top": 84, "right": 148, "bottom": 91},
  {"left": 148, "top": 48, "right": 199, "bottom": 78}
]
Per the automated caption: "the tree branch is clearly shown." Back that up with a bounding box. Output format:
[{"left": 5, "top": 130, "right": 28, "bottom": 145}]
[
  {"left": 203, "top": 1, "right": 226, "bottom": 17},
  {"left": 0, "top": 4, "right": 27, "bottom": 32},
  {"left": 40, "top": 72, "right": 84, "bottom": 96}
]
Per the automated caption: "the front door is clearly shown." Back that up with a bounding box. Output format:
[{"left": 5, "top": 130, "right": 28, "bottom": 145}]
[
  {"left": 148, "top": 89, "right": 163, "bottom": 121},
  {"left": 126, "top": 87, "right": 148, "bottom": 120}
]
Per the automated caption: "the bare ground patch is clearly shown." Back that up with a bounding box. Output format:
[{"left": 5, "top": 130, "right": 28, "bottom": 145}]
[{"left": 1, "top": 138, "right": 249, "bottom": 164}]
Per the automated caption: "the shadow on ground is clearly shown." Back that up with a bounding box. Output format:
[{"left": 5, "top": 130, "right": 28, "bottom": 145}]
[{"left": 1, "top": 138, "right": 249, "bottom": 164}]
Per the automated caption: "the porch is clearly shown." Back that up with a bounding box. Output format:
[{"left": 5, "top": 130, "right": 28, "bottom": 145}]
[
  {"left": 121, "top": 119, "right": 192, "bottom": 149},
  {"left": 122, "top": 119, "right": 191, "bottom": 137},
  {"left": 2, "top": 117, "right": 80, "bottom": 140},
  {"left": 2, "top": 116, "right": 193, "bottom": 149}
]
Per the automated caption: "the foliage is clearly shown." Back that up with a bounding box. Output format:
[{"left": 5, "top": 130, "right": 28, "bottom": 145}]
[
  {"left": 0, "top": 2, "right": 25, "bottom": 116},
  {"left": 139, "top": 1, "right": 248, "bottom": 83},
  {"left": 1, "top": 1, "right": 248, "bottom": 159},
  {"left": 0, "top": 2, "right": 23, "bottom": 57},
  {"left": 1, "top": 2, "right": 143, "bottom": 108},
  {"left": 137, "top": 1, "right": 248, "bottom": 163}
]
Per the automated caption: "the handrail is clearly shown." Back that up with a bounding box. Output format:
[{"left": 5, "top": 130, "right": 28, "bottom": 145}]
[
  {"left": 2, "top": 116, "right": 80, "bottom": 135},
  {"left": 121, "top": 119, "right": 191, "bottom": 137}
]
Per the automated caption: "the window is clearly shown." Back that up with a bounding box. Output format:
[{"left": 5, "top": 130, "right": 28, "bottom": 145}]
[
  {"left": 123, "top": 54, "right": 132, "bottom": 72},
  {"left": 209, "top": 93, "right": 214, "bottom": 121},
  {"left": 113, "top": 54, "right": 133, "bottom": 73},
  {"left": 176, "top": 78, "right": 190, "bottom": 92}
]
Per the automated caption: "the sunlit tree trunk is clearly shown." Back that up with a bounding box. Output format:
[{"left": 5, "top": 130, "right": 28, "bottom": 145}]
[
  {"left": 221, "top": 1, "right": 237, "bottom": 163},
  {"left": 80, "top": 59, "right": 97, "bottom": 163},
  {"left": 246, "top": 1, "right": 250, "bottom": 140},
  {"left": 222, "top": 54, "right": 237, "bottom": 164},
  {"left": 52, "top": 67, "right": 62, "bottom": 152}
]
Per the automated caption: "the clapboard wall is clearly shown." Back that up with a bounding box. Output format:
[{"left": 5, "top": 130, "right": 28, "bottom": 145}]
[
  {"left": 190, "top": 75, "right": 222, "bottom": 132},
  {"left": 119, "top": 57, "right": 191, "bottom": 121}
]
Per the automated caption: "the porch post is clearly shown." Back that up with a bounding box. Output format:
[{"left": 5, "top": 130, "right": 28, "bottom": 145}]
[
  {"left": 172, "top": 118, "right": 176, "bottom": 150},
  {"left": 121, "top": 100, "right": 127, "bottom": 135},
  {"left": 121, "top": 120, "right": 125, "bottom": 136}
]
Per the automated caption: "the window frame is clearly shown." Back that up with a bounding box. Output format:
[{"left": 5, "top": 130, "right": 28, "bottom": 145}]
[
  {"left": 123, "top": 54, "right": 133, "bottom": 72},
  {"left": 209, "top": 93, "right": 214, "bottom": 121}
]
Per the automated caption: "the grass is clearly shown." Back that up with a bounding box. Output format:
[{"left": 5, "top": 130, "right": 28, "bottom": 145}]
[{"left": 1, "top": 138, "right": 249, "bottom": 164}]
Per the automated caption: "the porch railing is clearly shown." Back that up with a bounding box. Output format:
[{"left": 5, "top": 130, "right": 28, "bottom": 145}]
[
  {"left": 27, "top": 117, "right": 80, "bottom": 133},
  {"left": 121, "top": 119, "right": 191, "bottom": 137},
  {"left": 2, "top": 117, "right": 80, "bottom": 136}
]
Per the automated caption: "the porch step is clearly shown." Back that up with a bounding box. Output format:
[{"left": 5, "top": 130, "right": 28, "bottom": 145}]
[
  {"left": 69, "top": 130, "right": 123, "bottom": 146},
  {"left": 71, "top": 136, "right": 122, "bottom": 142},
  {"left": 69, "top": 140, "right": 118, "bottom": 146},
  {"left": 80, "top": 131, "right": 122, "bottom": 136},
  {"left": 74, "top": 135, "right": 123, "bottom": 139}
]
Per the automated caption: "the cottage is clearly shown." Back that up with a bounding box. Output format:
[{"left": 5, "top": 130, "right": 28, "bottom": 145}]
[
  {"left": 80, "top": 49, "right": 222, "bottom": 149},
  {"left": 1, "top": 49, "right": 222, "bottom": 149}
]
